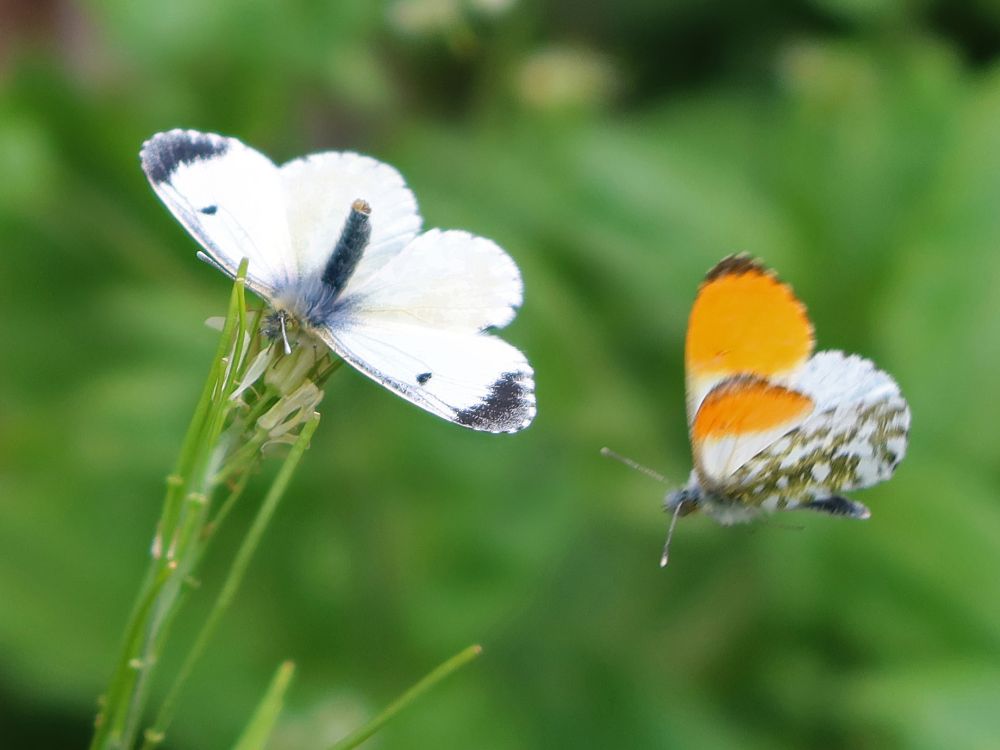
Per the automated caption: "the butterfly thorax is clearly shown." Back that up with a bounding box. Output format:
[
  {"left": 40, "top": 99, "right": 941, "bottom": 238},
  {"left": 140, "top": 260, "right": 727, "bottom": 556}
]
[
  {"left": 665, "top": 472, "right": 763, "bottom": 526},
  {"left": 271, "top": 276, "right": 351, "bottom": 329}
]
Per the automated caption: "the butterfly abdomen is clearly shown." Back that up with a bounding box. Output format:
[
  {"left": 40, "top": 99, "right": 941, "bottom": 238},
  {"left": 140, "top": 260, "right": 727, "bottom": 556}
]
[{"left": 321, "top": 199, "right": 372, "bottom": 297}]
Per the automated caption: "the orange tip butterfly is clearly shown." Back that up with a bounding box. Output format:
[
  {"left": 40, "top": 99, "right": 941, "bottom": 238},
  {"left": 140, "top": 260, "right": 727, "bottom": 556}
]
[{"left": 653, "top": 256, "right": 910, "bottom": 565}]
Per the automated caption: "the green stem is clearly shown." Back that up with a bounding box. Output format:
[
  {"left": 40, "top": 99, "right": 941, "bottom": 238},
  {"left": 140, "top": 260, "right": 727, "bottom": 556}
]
[
  {"left": 161, "top": 265, "right": 248, "bottom": 557},
  {"left": 90, "top": 263, "right": 250, "bottom": 750},
  {"left": 328, "top": 645, "right": 484, "bottom": 750},
  {"left": 206, "top": 461, "right": 256, "bottom": 535},
  {"left": 243, "top": 387, "right": 280, "bottom": 429},
  {"left": 213, "top": 428, "right": 269, "bottom": 486},
  {"left": 119, "top": 269, "right": 250, "bottom": 749},
  {"left": 89, "top": 565, "right": 176, "bottom": 749},
  {"left": 140, "top": 414, "right": 322, "bottom": 750}
]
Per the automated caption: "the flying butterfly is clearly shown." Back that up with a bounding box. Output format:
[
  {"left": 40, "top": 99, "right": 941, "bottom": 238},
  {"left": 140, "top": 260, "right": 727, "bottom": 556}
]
[
  {"left": 140, "top": 129, "right": 535, "bottom": 433},
  {"left": 614, "top": 256, "right": 910, "bottom": 565}
]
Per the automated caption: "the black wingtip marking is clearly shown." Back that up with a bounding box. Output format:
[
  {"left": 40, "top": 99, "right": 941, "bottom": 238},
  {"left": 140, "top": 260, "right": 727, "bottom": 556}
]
[
  {"left": 455, "top": 371, "right": 534, "bottom": 432},
  {"left": 704, "top": 254, "right": 769, "bottom": 282},
  {"left": 417, "top": 372, "right": 432, "bottom": 385},
  {"left": 141, "top": 131, "right": 229, "bottom": 184},
  {"left": 200, "top": 205, "right": 218, "bottom": 215}
]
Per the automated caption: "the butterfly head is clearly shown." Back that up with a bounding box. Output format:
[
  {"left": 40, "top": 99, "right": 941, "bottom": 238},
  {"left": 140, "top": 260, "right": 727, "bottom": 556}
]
[
  {"left": 660, "top": 478, "right": 703, "bottom": 567},
  {"left": 663, "top": 478, "right": 702, "bottom": 519},
  {"left": 263, "top": 309, "right": 299, "bottom": 354}
]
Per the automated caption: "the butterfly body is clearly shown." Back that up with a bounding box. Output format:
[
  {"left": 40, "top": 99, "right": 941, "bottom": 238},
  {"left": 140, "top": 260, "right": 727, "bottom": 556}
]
[
  {"left": 667, "top": 257, "right": 909, "bottom": 531},
  {"left": 141, "top": 129, "right": 536, "bottom": 433}
]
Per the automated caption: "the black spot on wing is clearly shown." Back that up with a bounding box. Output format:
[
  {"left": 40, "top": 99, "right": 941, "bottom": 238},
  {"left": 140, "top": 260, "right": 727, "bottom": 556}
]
[
  {"left": 417, "top": 372, "right": 432, "bottom": 385},
  {"left": 200, "top": 205, "right": 218, "bottom": 215},
  {"left": 455, "top": 370, "right": 535, "bottom": 432},
  {"left": 141, "top": 131, "right": 229, "bottom": 184}
]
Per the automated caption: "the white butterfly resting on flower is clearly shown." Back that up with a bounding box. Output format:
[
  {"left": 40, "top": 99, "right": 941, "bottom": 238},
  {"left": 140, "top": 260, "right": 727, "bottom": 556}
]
[{"left": 141, "top": 129, "right": 536, "bottom": 433}]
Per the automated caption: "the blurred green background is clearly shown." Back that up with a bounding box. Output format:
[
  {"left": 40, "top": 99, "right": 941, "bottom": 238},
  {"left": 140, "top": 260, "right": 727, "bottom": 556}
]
[{"left": 2, "top": 0, "right": 1000, "bottom": 748}]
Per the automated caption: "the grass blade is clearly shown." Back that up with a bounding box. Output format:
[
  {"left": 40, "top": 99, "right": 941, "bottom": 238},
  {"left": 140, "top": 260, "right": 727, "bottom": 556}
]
[
  {"left": 329, "top": 644, "right": 483, "bottom": 750},
  {"left": 231, "top": 661, "right": 296, "bottom": 750}
]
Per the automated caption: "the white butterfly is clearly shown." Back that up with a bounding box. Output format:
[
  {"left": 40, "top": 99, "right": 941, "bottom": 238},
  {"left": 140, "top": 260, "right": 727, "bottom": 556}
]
[{"left": 141, "top": 129, "right": 536, "bottom": 433}]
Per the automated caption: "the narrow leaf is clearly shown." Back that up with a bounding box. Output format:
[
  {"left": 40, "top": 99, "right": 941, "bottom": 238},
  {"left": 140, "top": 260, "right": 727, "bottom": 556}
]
[{"left": 231, "top": 661, "right": 296, "bottom": 750}]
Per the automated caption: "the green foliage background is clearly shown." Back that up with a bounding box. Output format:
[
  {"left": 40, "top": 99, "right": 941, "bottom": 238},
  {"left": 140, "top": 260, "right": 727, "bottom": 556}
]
[{"left": 2, "top": 1, "right": 999, "bottom": 747}]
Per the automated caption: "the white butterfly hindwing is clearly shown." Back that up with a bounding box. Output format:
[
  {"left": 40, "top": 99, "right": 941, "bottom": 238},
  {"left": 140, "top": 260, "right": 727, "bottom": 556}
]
[
  {"left": 317, "top": 325, "right": 534, "bottom": 432},
  {"left": 724, "top": 351, "right": 910, "bottom": 501},
  {"left": 316, "top": 228, "right": 534, "bottom": 431}
]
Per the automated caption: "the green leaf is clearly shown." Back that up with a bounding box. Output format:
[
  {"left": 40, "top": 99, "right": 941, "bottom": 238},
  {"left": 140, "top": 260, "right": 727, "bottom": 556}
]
[{"left": 231, "top": 661, "right": 296, "bottom": 750}]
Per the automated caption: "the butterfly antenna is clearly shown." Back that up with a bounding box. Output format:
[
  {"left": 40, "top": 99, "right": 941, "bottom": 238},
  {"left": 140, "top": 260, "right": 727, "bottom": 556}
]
[
  {"left": 600, "top": 447, "right": 668, "bottom": 484},
  {"left": 279, "top": 311, "right": 292, "bottom": 355},
  {"left": 660, "top": 501, "right": 684, "bottom": 567}
]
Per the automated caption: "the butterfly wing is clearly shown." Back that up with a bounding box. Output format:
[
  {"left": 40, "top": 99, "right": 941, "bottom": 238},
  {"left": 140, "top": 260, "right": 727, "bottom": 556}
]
[
  {"left": 140, "top": 130, "right": 295, "bottom": 296},
  {"left": 691, "top": 375, "right": 816, "bottom": 485},
  {"left": 724, "top": 351, "right": 910, "bottom": 503},
  {"left": 685, "top": 256, "right": 814, "bottom": 422},
  {"left": 279, "top": 151, "right": 422, "bottom": 283},
  {"left": 312, "top": 229, "right": 536, "bottom": 432}
]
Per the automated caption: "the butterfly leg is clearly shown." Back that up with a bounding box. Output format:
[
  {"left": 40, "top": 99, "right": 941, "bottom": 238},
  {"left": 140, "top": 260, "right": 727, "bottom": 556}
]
[{"left": 800, "top": 495, "right": 871, "bottom": 520}]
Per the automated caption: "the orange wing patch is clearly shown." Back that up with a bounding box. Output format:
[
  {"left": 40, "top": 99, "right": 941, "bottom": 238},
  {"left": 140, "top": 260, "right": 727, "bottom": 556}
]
[
  {"left": 686, "top": 256, "right": 814, "bottom": 418},
  {"left": 692, "top": 377, "right": 814, "bottom": 441},
  {"left": 691, "top": 376, "right": 815, "bottom": 484}
]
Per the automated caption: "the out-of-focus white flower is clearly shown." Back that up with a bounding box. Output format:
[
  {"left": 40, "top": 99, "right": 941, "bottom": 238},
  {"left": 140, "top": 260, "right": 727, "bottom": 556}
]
[
  {"left": 388, "top": 0, "right": 462, "bottom": 35},
  {"left": 469, "top": 0, "right": 517, "bottom": 16},
  {"left": 516, "top": 45, "right": 619, "bottom": 113},
  {"left": 388, "top": 0, "right": 516, "bottom": 36}
]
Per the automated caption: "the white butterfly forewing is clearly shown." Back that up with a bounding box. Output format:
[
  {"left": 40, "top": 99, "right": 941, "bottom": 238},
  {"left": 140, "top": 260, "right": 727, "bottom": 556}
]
[
  {"left": 340, "top": 229, "right": 523, "bottom": 329},
  {"left": 140, "top": 130, "right": 294, "bottom": 294},
  {"left": 280, "top": 152, "right": 422, "bottom": 283}
]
